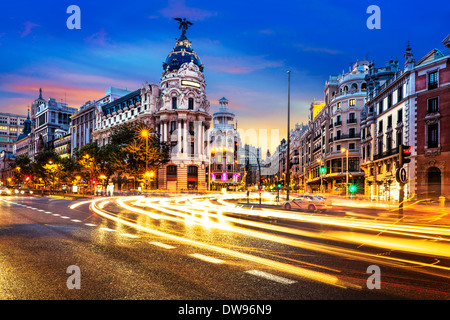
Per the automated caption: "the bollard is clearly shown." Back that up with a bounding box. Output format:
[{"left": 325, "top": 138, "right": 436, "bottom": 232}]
[{"left": 439, "top": 196, "right": 445, "bottom": 207}]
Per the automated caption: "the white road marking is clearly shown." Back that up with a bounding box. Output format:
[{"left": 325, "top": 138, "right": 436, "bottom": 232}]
[
  {"left": 150, "top": 241, "right": 176, "bottom": 249},
  {"left": 121, "top": 233, "right": 140, "bottom": 238},
  {"left": 45, "top": 211, "right": 52, "bottom": 214},
  {"left": 245, "top": 270, "right": 297, "bottom": 285},
  {"left": 84, "top": 223, "right": 97, "bottom": 227},
  {"left": 100, "top": 227, "right": 116, "bottom": 232},
  {"left": 60, "top": 216, "right": 70, "bottom": 219},
  {"left": 52, "top": 214, "right": 60, "bottom": 217},
  {"left": 189, "top": 253, "right": 225, "bottom": 264},
  {"left": 71, "top": 219, "right": 82, "bottom": 223}
]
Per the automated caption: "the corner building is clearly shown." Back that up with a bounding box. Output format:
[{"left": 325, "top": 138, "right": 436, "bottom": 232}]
[{"left": 93, "top": 25, "right": 211, "bottom": 191}]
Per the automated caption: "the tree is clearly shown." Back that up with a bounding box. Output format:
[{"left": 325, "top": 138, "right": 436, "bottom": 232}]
[
  {"left": 110, "top": 122, "right": 170, "bottom": 187},
  {"left": 9, "top": 154, "right": 33, "bottom": 185}
]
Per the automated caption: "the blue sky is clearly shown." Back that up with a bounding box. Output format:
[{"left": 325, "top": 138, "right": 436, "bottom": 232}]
[{"left": 0, "top": 0, "right": 449, "bottom": 147}]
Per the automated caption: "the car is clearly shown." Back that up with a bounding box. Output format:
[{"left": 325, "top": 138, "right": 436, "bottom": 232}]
[
  {"left": 13, "top": 188, "right": 34, "bottom": 195},
  {"left": 281, "top": 194, "right": 332, "bottom": 212},
  {"left": 0, "top": 186, "right": 12, "bottom": 195}
]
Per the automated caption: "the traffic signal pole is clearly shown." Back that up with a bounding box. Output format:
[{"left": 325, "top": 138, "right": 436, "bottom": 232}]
[{"left": 397, "top": 144, "right": 411, "bottom": 219}]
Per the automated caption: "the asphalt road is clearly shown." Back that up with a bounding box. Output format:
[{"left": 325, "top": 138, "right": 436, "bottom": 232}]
[{"left": 0, "top": 195, "right": 449, "bottom": 301}]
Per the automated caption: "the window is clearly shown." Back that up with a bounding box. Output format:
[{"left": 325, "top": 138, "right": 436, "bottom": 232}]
[
  {"left": 337, "top": 102, "right": 341, "bottom": 109},
  {"left": 170, "top": 121, "right": 176, "bottom": 134},
  {"left": 428, "top": 71, "right": 438, "bottom": 90},
  {"left": 349, "top": 128, "right": 355, "bottom": 138},
  {"left": 348, "top": 113, "right": 356, "bottom": 124},
  {"left": 349, "top": 99, "right": 355, "bottom": 107},
  {"left": 349, "top": 143, "right": 355, "bottom": 150},
  {"left": 428, "top": 123, "right": 438, "bottom": 148},
  {"left": 386, "top": 135, "right": 392, "bottom": 151},
  {"left": 378, "top": 100, "right": 383, "bottom": 114},
  {"left": 378, "top": 120, "right": 383, "bottom": 133},
  {"left": 396, "top": 131, "right": 403, "bottom": 147},
  {"left": 427, "top": 97, "right": 439, "bottom": 113},
  {"left": 387, "top": 115, "right": 392, "bottom": 128},
  {"left": 387, "top": 93, "right": 392, "bottom": 108},
  {"left": 397, "top": 86, "right": 403, "bottom": 102},
  {"left": 397, "top": 108, "right": 403, "bottom": 123},
  {"left": 188, "top": 98, "right": 194, "bottom": 110},
  {"left": 172, "top": 97, "right": 177, "bottom": 109}
]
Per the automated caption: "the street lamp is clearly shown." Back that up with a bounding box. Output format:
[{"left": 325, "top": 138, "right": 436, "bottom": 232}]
[
  {"left": 317, "top": 158, "right": 325, "bottom": 194},
  {"left": 341, "top": 148, "right": 349, "bottom": 198},
  {"left": 286, "top": 70, "right": 291, "bottom": 201},
  {"left": 141, "top": 129, "right": 149, "bottom": 190}
]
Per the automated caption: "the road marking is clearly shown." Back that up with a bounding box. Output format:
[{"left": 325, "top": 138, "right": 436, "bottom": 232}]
[
  {"left": 71, "top": 219, "right": 82, "bottom": 223},
  {"left": 45, "top": 211, "right": 52, "bottom": 214},
  {"left": 100, "top": 227, "right": 116, "bottom": 232},
  {"left": 52, "top": 213, "right": 60, "bottom": 216},
  {"left": 60, "top": 216, "right": 70, "bottom": 219},
  {"left": 189, "top": 253, "right": 225, "bottom": 264},
  {"left": 84, "top": 223, "right": 97, "bottom": 227},
  {"left": 37, "top": 209, "right": 45, "bottom": 212},
  {"left": 121, "top": 233, "right": 140, "bottom": 238},
  {"left": 150, "top": 241, "right": 176, "bottom": 249},
  {"left": 245, "top": 270, "right": 297, "bottom": 285}
]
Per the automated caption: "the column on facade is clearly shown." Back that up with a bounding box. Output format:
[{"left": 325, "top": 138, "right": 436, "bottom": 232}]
[
  {"left": 177, "top": 119, "right": 182, "bottom": 155},
  {"left": 183, "top": 119, "right": 188, "bottom": 157},
  {"left": 163, "top": 121, "right": 168, "bottom": 142},
  {"left": 197, "top": 121, "right": 202, "bottom": 158},
  {"left": 160, "top": 122, "right": 163, "bottom": 142}
]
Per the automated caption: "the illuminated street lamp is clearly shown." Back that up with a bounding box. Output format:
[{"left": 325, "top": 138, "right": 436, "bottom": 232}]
[{"left": 140, "top": 129, "right": 150, "bottom": 190}]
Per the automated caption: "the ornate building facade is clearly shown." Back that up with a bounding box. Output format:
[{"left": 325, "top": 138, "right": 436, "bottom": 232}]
[
  {"left": 208, "top": 97, "right": 241, "bottom": 190},
  {"left": 93, "top": 21, "right": 212, "bottom": 191}
]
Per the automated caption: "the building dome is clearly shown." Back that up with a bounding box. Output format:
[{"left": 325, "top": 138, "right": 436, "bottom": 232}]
[
  {"left": 17, "top": 110, "right": 32, "bottom": 141},
  {"left": 163, "top": 38, "right": 203, "bottom": 74}
]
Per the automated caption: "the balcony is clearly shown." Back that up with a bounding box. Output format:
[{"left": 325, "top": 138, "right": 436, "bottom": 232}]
[
  {"left": 347, "top": 118, "right": 357, "bottom": 124},
  {"left": 373, "top": 146, "right": 399, "bottom": 161},
  {"left": 333, "top": 133, "right": 360, "bottom": 141},
  {"left": 334, "top": 121, "right": 342, "bottom": 127}
]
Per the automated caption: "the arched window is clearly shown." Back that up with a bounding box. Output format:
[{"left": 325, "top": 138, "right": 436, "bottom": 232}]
[{"left": 188, "top": 98, "right": 194, "bottom": 110}]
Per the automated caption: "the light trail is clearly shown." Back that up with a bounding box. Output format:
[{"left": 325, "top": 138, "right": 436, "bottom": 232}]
[
  {"left": 128, "top": 195, "right": 450, "bottom": 277},
  {"left": 89, "top": 197, "right": 356, "bottom": 289}
]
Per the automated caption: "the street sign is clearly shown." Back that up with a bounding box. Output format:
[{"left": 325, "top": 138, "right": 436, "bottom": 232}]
[
  {"left": 81, "top": 178, "right": 87, "bottom": 184},
  {"left": 396, "top": 167, "right": 407, "bottom": 184}
]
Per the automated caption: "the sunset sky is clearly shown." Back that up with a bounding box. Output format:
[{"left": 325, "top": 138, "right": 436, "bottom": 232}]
[{"left": 0, "top": 0, "right": 448, "bottom": 151}]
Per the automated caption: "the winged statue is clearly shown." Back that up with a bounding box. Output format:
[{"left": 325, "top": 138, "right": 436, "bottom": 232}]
[{"left": 174, "top": 18, "right": 193, "bottom": 39}]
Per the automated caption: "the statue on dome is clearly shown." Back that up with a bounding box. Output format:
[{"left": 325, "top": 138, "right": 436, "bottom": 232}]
[{"left": 174, "top": 18, "right": 193, "bottom": 40}]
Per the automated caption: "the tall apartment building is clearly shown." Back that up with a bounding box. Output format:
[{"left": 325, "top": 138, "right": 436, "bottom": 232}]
[
  {"left": 414, "top": 35, "right": 450, "bottom": 199},
  {"left": 294, "top": 61, "right": 368, "bottom": 194},
  {"left": 0, "top": 112, "right": 28, "bottom": 153},
  {"left": 30, "top": 89, "right": 78, "bottom": 158},
  {"left": 360, "top": 35, "right": 450, "bottom": 201},
  {"left": 71, "top": 87, "right": 132, "bottom": 155}
]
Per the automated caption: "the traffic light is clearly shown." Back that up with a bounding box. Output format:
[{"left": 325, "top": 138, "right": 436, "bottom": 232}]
[
  {"left": 349, "top": 184, "right": 357, "bottom": 194},
  {"left": 320, "top": 166, "right": 326, "bottom": 174},
  {"left": 25, "top": 175, "right": 31, "bottom": 182},
  {"left": 91, "top": 179, "right": 97, "bottom": 185},
  {"left": 277, "top": 183, "right": 281, "bottom": 189},
  {"left": 399, "top": 144, "right": 411, "bottom": 166}
]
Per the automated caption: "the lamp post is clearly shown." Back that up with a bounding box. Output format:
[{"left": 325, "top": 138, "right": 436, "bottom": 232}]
[
  {"left": 341, "top": 148, "right": 349, "bottom": 198},
  {"left": 317, "top": 158, "right": 324, "bottom": 193},
  {"left": 141, "top": 129, "right": 149, "bottom": 190},
  {"left": 286, "top": 70, "right": 291, "bottom": 201}
]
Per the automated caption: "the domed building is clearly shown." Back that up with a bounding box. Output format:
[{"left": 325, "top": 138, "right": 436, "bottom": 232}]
[{"left": 93, "top": 19, "right": 212, "bottom": 191}]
